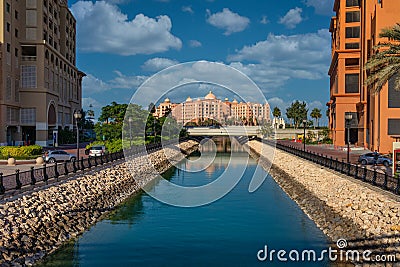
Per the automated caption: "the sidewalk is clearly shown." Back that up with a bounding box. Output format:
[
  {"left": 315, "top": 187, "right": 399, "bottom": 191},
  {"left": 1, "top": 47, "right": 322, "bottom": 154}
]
[{"left": 277, "top": 140, "right": 393, "bottom": 176}]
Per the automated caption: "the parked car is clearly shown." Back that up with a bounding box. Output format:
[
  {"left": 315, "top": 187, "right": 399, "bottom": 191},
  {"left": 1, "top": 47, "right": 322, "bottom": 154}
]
[
  {"left": 358, "top": 153, "right": 392, "bottom": 167},
  {"left": 44, "top": 150, "right": 76, "bottom": 163},
  {"left": 89, "top": 145, "right": 106, "bottom": 157}
]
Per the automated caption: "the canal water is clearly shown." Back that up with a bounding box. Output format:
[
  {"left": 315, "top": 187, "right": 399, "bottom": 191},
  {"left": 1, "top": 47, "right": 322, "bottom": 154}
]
[{"left": 38, "top": 139, "right": 329, "bottom": 266}]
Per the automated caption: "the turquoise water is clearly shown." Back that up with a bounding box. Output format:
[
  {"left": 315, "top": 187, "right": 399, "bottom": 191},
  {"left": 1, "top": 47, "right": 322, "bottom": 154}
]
[{"left": 38, "top": 149, "right": 329, "bottom": 266}]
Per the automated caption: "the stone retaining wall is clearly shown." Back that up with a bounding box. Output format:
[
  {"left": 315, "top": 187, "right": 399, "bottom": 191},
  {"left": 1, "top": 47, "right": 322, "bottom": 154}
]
[
  {"left": 0, "top": 140, "right": 198, "bottom": 266},
  {"left": 246, "top": 140, "right": 400, "bottom": 265}
]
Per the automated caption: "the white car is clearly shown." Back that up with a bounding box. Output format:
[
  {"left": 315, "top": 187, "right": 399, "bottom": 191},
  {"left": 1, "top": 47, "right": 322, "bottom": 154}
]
[
  {"left": 44, "top": 150, "right": 76, "bottom": 163},
  {"left": 89, "top": 146, "right": 106, "bottom": 157}
]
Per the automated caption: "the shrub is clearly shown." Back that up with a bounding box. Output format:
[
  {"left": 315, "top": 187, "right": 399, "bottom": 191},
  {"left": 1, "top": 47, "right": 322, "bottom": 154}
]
[
  {"left": 86, "top": 139, "right": 122, "bottom": 153},
  {"left": 0, "top": 145, "right": 43, "bottom": 158}
]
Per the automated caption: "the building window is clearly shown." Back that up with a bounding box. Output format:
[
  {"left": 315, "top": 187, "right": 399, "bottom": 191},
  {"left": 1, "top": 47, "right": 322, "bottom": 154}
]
[
  {"left": 345, "top": 58, "right": 359, "bottom": 66},
  {"left": 15, "top": 28, "right": 18, "bottom": 38},
  {"left": 346, "top": 27, "right": 360, "bottom": 38},
  {"left": 346, "top": 0, "right": 359, "bottom": 7},
  {"left": 345, "top": 43, "right": 360, "bottom": 49},
  {"left": 21, "top": 108, "right": 36, "bottom": 125},
  {"left": 388, "top": 74, "right": 400, "bottom": 108},
  {"left": 388, "top": 119, "right": 400, "bottom": 135},
  {"left": 6, "top": 76, "right": 12, "bottom": 101},
  {"left": 14, "top": 10, "right": 18, "bottom": 19},
  {"left": 6, "top": 43, "right": 11, "bottom": 52},
  {"left": 15, "top": 48, "right": 18, "bottom": 57},
  {"left": 21, "top": 65, "right": 37, "bottom": 88},
  {"left": 346, "top": 11, "right": 360, "bottom": 23},
  {"left": 7, "top": 107, "right": 20, "bottom": 124},
  {"left": 6, "top": 22, "right": 10, "bottom": 32},
  {"left": 15, "top": 79, "right": 19, "bottom": 102},
  {"left": 6, "top": 3, "right": 10, "bottom": 12},
  {"left": 345, "top": 74, "right": 359, "bottom": 93}
]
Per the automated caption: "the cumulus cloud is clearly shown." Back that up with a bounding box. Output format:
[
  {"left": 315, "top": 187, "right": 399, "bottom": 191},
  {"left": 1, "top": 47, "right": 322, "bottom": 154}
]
[
  {"left": 304, "top": 0, "right": 334, "bottom": 15},
  {"left": 260, "top": 15, "right": 269, "bottom": 25},
  {"left": 70, "top": 1, "right": 182, "bottom": 55},
  {"left": 206, "top": 8, "right": 250, "bottom": 35},
  {"left": 227, "top": 29, "right": 331, "bottom": 85},
  {"left": 141, "top": 58, "right": 180, "bottom": 72},
  {"left": 83, "top": 71, "right": 147, "bottom": 95},
  {"left": 182, "top": 5, "right": 194, "bottom": 14},
  {"left": 189, "top": 40, "right": 202, "bottom": 48},
  {"left": 279, "top": 7, "right": 303, "bottom": 29}
]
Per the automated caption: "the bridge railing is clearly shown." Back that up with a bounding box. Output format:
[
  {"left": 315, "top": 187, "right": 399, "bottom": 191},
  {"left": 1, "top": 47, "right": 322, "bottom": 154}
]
[{"left": 255, "top": 138, "right": 400, "bottom": 196}]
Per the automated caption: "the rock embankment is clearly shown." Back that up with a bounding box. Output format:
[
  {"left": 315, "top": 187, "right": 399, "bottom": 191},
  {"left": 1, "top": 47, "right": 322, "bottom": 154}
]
[
  {"left": 0, "top": 140, "right": 198, "bottom": 266},
  {"left": 246, "top": 140, "right": 400, "bottom": 264}
]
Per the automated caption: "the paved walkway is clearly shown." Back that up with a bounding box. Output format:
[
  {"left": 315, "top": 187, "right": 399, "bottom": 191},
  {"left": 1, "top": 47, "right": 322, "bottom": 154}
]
[{"left": 277, "top": 140, "right": 393, "bottom": 176}]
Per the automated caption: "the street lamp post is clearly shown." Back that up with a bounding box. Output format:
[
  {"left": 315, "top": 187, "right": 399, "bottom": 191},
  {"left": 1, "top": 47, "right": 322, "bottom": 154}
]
[
  {"left": 345, "top": 113, "right": 353, "bottom": 163},
  {"left": 128, "top": 117, "right": 133, "bottom": 148},
  {"left": 74, "top": 110, "right": 82, "bottom": 160},
  {"left": 303, "top": 119, "right": 307, "bottom": 151}
]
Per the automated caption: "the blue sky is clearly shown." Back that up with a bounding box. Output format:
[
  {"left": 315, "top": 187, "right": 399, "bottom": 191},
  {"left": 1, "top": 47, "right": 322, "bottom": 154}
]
[{"left": 69, "top": 0, "right": 334, "bottom": 125}]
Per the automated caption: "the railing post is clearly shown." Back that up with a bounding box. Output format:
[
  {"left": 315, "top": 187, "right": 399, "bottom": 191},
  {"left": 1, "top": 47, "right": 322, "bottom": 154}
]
[
  {"left": 347, "top": 162, "right": 351, "bottom": 176},
  {"left": 100, "top": 154, "right": 104, "bottom": 165},
  {"left": 355, "top": 164, "right": 359, "bottom": 179},
  {"left": 0, "top": 173, "right": 5, "bottom": 195},
  {"left": 88, "top": 156, "right": 92, "bottom": 169},
  {"left": 15, "top": 169, "right": 22, "bottom": 190},
  {"left": 383, "top": 171, "right": 388, "bottom": 190},
  {"left": 64, "top": 161, "right": 69, "bottom": 176},
  {"left": 43, "top": 164, "right": 48, "bottom": 184},
  {"left": 30, "top": 166, "right": 36, "bottom": 185},
  {"left": 372, "top": 168, "right": 377, "bottom": 185},
  {"left": 94, "top": 155, "right": 98, "bottom": 166},
  {"left": 73, "top": 159, "right": 77, "bottom": 173},
  {"left": 341, "top": 159, "right": 345, "bottom": 173},
  {"left": 330, "top": 157, "right": 333, "bottom": 169},
  {"left": 362, "top": 166, "right": 367, "bottom": 182},
  {"left": 80, "top": 157, "right": 85, "bottom": 171},
  {"left": 54, "top": 163, "right": 59, "bottom": 179},
  {"left": 396, "top": 178, "right": 400, "bottom": 195}
]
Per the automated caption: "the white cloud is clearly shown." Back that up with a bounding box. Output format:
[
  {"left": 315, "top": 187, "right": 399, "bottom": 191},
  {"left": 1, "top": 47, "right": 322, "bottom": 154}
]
[
  {"left": 189, "top": 40, "right": 202, "bottom": 48},
  {"left": 279, "top": 7, "right": 303, "bottom": 29},
  {"left": 82, "top": 97, "right": 102, "bottom": 110},
  {"left": 260, "top": 15, "right": 269, "bottom": 24},
  {"left": 206, "top": 8, "right": 250, "bottom": 35},
  {"left": 141, "top": 58, "right": 180, "bottom": 72},
  {"left": 182, "top": 6, "right": 194, "bottom": 14},
  {"left": 304, "top": 0, "right": 334, "bottom": 15},
  {"left": 82, "top": 71, "right": 147, "bottom": 95},
  {"left": 70, "top": 1, "right": 182, "bottom": 55},
  {"left": 227, "top": 29, "right": 331, "bottom": 87}
]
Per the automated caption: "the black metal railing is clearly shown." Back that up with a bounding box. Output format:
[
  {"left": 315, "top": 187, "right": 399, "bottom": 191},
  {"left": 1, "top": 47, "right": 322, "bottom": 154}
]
[
  {"left": 255, "top": 138, "right": 400, "bottom": 196},
  {"left": 0, "top": 137, "right": 192, "bottom": 196}
]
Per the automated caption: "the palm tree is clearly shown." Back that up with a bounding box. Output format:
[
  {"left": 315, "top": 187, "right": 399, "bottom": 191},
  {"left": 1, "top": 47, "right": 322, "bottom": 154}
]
[
  {"left": 310, "top": 108, "right": 322, "bottom": 129},
  {"left": 272, "top": 107, "right": 281, "bottom": 118},
  {"left": 365, "top": 23, "right": 400, "bottom": 94}
]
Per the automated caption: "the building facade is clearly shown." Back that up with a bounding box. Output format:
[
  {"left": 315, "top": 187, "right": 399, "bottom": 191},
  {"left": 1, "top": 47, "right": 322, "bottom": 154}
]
[
  {"left": 0, "top": 0, "right": 84, "bottom": 146},
  {"left": 328, "top": 0, "right": 400, "bottom": 153},
  {"left": 155, "top": 91, "right": 271, "bottom": 126}
]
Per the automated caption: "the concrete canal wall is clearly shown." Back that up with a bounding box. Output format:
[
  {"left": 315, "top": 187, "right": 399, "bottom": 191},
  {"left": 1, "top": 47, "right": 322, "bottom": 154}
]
[
  {"left": 0, "top": 140, "right": 198, "bottom": 266},
  {"left": 246, "top": 140, "right": 400, "bottom": 264}
]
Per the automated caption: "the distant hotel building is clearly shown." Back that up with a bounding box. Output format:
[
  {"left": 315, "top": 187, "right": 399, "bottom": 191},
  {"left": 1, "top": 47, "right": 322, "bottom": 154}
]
[
  {"left": 328, "top": 0, "right": 400, "bottom": 153},
  {"left": 0, "top": 0, "right": 85, "bottom": 146},
  {"left": 154, "top": 91, "right": 271, "bottom": 125}
]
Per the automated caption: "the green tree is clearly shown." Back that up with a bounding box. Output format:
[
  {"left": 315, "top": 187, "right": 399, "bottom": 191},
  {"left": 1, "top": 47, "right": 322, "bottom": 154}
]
[
  {"left": 272, "top": 107, "right": 281, "bottom": 118},
  {"left": 286, "top": 101, "right": 308, "bottom": 129},
  {"left": 310, "top": 108, "right": 322, "bottom": 129},
  {"left": 365, "top": 23, "right": 400, "bottom": 94},
  {"left": 96, "top": 102, "right": 129, "bottom": 141}
]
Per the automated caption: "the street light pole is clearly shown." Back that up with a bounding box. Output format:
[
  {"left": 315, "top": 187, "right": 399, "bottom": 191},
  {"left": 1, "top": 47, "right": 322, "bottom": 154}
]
[
  {"left": 74, "top": 110, "right": 82, "bottom": 160},
  {"left": 303, "top": 119, "right": 307, "bottom": 151},
  {"left": 345, "top": 113, "right": 353, "bottom": 163},
  {"left": 128, "top": 117, "right": 133, "bottom": 148}
]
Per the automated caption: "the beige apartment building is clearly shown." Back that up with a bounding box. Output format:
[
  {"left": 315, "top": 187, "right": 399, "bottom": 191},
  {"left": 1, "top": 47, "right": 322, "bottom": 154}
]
[
  {"left": 0, "top": 0, "right": 84, "bottom": 146},
  {"left": 155, "top": 91, "right": 271, "bottom": 125}
]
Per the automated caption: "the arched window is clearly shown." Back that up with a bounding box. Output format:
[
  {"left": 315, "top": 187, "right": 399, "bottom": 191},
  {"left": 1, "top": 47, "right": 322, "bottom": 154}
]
[{"left": 48, "top": 104, "right": 56, "bottom": 125}]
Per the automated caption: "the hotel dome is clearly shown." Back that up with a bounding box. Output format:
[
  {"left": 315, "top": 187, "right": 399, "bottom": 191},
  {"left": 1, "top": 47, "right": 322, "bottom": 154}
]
[
  {"left": 164, "top": 98, "right": 170, "bottom": 103},
  {"left": 186, "top": 96, "right": 193, "bottom": 102},
  {"left": 205, "top": 91, "right": 217, "bottom": 100}
]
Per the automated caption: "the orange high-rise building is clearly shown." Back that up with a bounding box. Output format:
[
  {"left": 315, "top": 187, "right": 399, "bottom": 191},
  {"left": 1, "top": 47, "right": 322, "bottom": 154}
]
[{"left": 328, "top": 0, "right": 400, "bottom": 154}]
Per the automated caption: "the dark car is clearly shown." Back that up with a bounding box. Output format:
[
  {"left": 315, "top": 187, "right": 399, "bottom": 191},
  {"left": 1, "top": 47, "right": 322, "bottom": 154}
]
[{"left": 358, "top": 153, "right": 392, "bottom": 167}]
